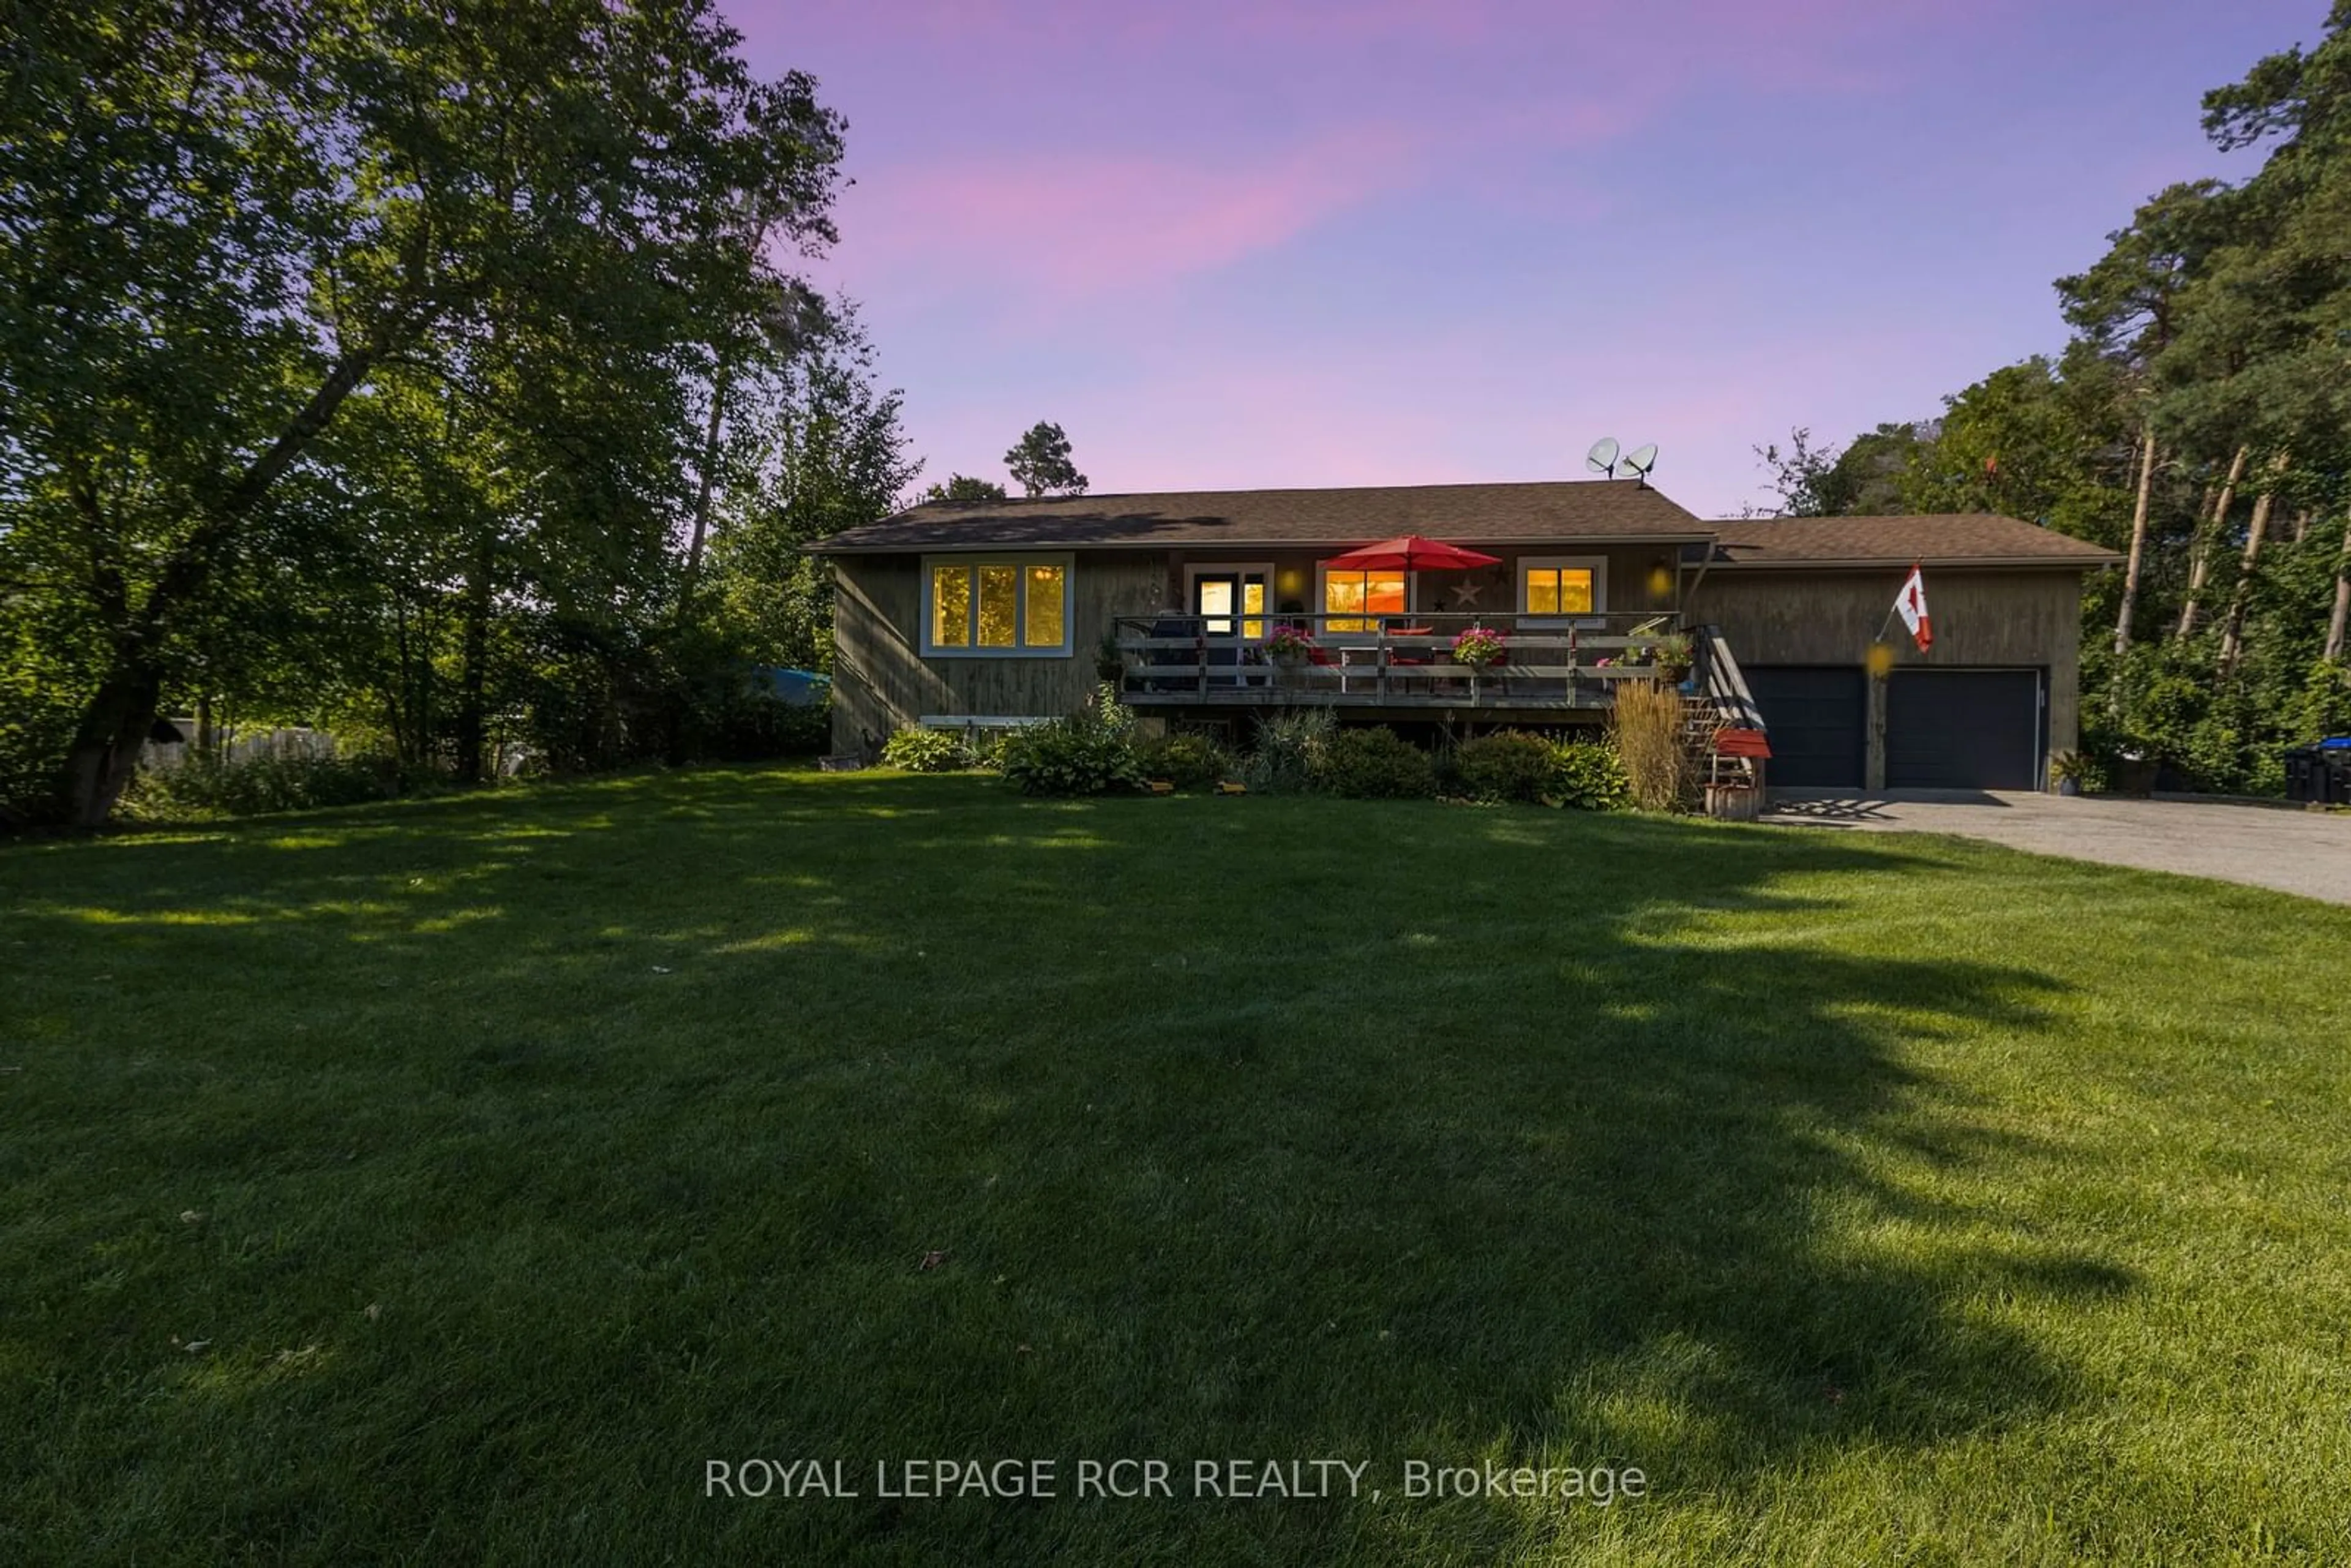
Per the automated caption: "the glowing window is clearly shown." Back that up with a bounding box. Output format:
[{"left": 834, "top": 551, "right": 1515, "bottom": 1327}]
[
  {"left": 1519, "top": 557, "right": 1607, "bottom": 619},
  {"left": 1324, "top": 570, "right": 1406, "bottom": 632},
  {"left": 1525, "top": 568, "right": 1594, "bottom": 616},
  {"left": 931, "top": 565, "right": 972, "bottom": 648},
  {"left": 923, "top": 555, "right": 1073, "bottom": 655},
  {"left": 977, "top": 565, "right": 1018, "bottom": 647},
  {"left": 1024, "top": 565, "right": 1066, "bottom": 647}
]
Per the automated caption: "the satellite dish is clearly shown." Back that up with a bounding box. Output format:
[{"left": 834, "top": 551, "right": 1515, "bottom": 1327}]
[
  {"left": 1585, "top": 437, "right": 1620, "bottom": 478},
  {"left": 1622, "top": 443, "right": 1659, "bottom": 481}
]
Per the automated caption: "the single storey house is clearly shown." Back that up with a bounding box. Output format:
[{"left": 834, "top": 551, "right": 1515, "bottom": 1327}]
[{"left": 806, "top": 479, "right": 2121, "bottom": 792}]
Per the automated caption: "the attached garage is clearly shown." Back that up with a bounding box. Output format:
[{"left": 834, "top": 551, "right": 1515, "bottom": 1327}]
[
  {"left": 1744, "top": 667, "right": 1865, "bottom": 788},
  {"left": 1685, "top": 515, "right": 2121, "bottom": 794},
  {"left": 1886, "top": 669, "right": 2044, "bottom": 790}
]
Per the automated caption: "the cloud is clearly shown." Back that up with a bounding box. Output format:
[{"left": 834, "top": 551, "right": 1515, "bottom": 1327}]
[{"left": 828, "top": 126, "right": 1424, "bottom": 298}]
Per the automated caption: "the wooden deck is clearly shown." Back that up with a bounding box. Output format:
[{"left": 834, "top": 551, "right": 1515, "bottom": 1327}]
[{"left": 1111, "top": 611, "right": 1684, "bottom": 713}]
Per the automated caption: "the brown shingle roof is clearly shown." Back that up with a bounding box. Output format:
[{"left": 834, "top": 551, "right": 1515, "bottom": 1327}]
[
  {"left": 1706, "top": 514, "right": 2123, "bottom": 569},
  {"left": 807, "top": 479, "right": 1713, "bottom": 553}
]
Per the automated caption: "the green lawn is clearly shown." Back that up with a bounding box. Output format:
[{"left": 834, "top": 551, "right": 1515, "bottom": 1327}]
[{"left": 4, "top": 767, "right": 2349, "bottom": 1565}]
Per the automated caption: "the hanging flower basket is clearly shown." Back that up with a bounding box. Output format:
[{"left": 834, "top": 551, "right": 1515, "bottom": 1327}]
[
  {"left": 1265, "top": 623, "right": 1317, "bottom": 667},
  {"left": 1450, "top": 624, "right": 1507, "bottom": 669}
]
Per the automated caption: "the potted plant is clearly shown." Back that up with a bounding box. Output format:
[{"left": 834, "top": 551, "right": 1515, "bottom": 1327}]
[
  {"left": 1450, "top": 623, "right": 1507, "bottom": 699},
  {"left": 1450, "top": 623, "right": 1507, "bottom": 670},
  {"left": 2048, "top": 749, "right": 2088, "bottom": 796},
  {"left": 1652, "top": 631, "right": 1694, "bottom": 686},
  {"left": 1265, "top": 623, "right": 1317, "bottom": 667}
]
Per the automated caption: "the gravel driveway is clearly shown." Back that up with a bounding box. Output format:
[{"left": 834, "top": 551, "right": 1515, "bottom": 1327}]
[{"left": 1764, "top": 789, "right": 2351, "bottom": 906}]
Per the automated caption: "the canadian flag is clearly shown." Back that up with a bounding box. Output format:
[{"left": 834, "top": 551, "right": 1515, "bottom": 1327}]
[{"left": 1893, "top": 565, "right": 1933, "bottom": 651}]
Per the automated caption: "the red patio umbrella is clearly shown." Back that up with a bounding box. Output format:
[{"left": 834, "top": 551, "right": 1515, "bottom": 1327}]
[
  {"left": 1319, "top": 535, "right": 1501, "bottom": 572},
  {"left": 1318, "top": 534, "right": 1501, "bottom": 641}
]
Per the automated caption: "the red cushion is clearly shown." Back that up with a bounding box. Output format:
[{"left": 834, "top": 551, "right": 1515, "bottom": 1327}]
[{"left": 1714, "top": 727, "right": 1772, "bottom": 759}]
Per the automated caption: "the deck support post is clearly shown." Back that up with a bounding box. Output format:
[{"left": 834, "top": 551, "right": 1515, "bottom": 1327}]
[{"left": 1865, "top": 670, "right": 1889, "bottom": 792}]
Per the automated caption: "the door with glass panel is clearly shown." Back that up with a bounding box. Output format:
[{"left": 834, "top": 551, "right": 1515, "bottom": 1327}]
[
  {"left": 1191, "top": 572, "right": 1266, "bottom": 638},
  {"left": 1191, "top": 571, "right": 1265, "bottom": 689}
]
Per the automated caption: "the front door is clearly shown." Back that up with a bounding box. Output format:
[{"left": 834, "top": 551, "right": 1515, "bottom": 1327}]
[{"left": 1192, "top": 571, "right": 1267, "bottom": 639}]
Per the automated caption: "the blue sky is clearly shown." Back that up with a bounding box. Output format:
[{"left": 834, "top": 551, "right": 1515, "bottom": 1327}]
[{"left": 735, "top": 1, "right": 2328, "bottom": 515}]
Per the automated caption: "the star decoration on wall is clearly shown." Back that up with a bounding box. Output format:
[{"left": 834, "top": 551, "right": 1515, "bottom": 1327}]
[{"left": 1449, "top": 577, "right": 1487, "bottom": 608}]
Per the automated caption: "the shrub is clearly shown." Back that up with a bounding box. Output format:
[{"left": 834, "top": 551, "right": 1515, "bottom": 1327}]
[
  {"left": 1313, "top": 726, "right": 1436, "bottom": 799},
  {"left": 1134, "top": 731, "right": 1230, "bottom": 791},
  {"left": 1611, "top": 680, "right": 1692, "bottom": 811},
  {"left": 1245, "top": 707, "right": 1335, "bottom": 794},
  {"left": 119, "top": 750, "right": 437, "bottom": 821},
  {"left": 880, "top": 726, "right": 969, "bottom": 773},
  {"left": 996, "top": 688, "right": 1144, "bottom": 796},
  {"left": 1452, "top": 730, "right": 1556, "bottom": 803},
  {"left": 690, "top": 688, "right": 830, "bottom": 761},
  {"left": 1548, "top": 738, "right": 1631, "bottom": 811}
]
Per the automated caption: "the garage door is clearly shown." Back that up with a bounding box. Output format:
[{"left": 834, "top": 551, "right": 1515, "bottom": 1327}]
[
  {"left": 1886, "top": 669, "right": 2041, "bottom": 790},
  {"left": 1744, "top": 667, "right": 1865, "bottom": 788}
]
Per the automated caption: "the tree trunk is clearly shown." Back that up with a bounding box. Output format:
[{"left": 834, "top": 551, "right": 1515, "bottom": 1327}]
[
  {"left": 2216, "top": 457, "right": 2288, "bottom": 678},
  {"left": 679, "top": 362, "right": 732, "bottom": 615},
  {"left": 2175, "top": 445, "right": 2247, "bottom": 639},
  {"left": 2325, "top": 508, "right": 2351, "bottom": 666},
  {"left": 2112, "top": 427, "right": 2159, "bottom": 661},
  {"left": 54, "top": 662, "right": 166, "bottom": 829},
  {"left": 454, "top": 541, "right": 495, "bottom": 784},
  {"left": 50, "top": 344, "right": 389, "bottom": 827}
]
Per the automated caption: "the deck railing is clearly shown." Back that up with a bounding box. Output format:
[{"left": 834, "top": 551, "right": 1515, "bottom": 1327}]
[{"left": 1110, "top": 610, "right": 1688, "bottom": 709}]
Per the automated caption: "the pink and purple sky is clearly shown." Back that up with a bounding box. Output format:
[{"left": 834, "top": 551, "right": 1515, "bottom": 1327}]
[{"left": 740, "top": 1, "right": 2327, "bottom": 517}]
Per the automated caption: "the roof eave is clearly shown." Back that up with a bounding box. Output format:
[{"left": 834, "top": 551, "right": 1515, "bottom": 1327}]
[
  {"left": 1708, "top": 554, "right": 2126, "bottom": 571},
  {"left": 807, "top": 531, "right": 1721, "bottom": 557}
]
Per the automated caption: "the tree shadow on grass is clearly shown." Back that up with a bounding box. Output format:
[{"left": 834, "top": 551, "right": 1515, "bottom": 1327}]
[{"left": 0, "top": 771, "right": 2131, "bottom": 1564}]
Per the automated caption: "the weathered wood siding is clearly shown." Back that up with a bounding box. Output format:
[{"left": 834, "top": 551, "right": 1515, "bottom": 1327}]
[
  {"left": 1685, "top": 566, "right": 2089, "bottom": 765},
  {"left": 830, "top": 552, "right": 1172, "bottom": 754},
  {"left": 1161, "top": 544, "right": 1684, "bottom": 619},
  {"left": 832, "top": 544, "right": 1689, "bottom": 753}
]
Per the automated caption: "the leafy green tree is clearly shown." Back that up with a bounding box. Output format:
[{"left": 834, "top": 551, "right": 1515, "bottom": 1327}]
[
  {"left": 1744, "top": 427, "right": 1840, "bottom": 517},
  {"left": 918, "top": 475, "right": 1010, "bottom": 505},
  {"left": 2167, "top": 2, "right": 2351, "bottom": 678},
  {"left": 0, "top": 0, "right": 844, "bottom": 823},
  {"left": 702, "top": 303, "right": 922, "bottom": 673},
  {"left": 1747, "top": 424, "right": 1924, "bottom": 518},
  {"left": 1004, "top": 421, "right": 1089, "bottom": 498},
  {"left": 1900, "top": 356, "right": 2137, "bottom": 544},
  {"left": 2057, "top": 180, "right": 2237, "bottom": 659}
]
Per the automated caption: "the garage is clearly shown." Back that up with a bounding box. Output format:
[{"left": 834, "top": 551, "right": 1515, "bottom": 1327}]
[
  {"left": 1886, "top": 669, "right": 2042, "bottom": 790},
  {"left": 1744, "top": 666, "right": 1865, "bottom": 788}
]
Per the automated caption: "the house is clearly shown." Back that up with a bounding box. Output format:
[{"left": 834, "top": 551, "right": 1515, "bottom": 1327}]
[{"left": 806, "top": 479, "right": 2121, "bottom": 792}]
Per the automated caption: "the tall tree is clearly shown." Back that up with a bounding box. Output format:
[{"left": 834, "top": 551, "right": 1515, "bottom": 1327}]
[
  {"left": 2175, "top": 446, "right": 2249, "bottom": 637},
  {"left": 919, "top": 475, "right": 1010, "bottom": 505},
  {"left": 1004, "top": 421, "right": 1089, "bottom": 498},
  {"left": 702, "top": 302, "right": 922, "bottom": 673},
  {"left": 0, "top": 0, "right": 844, "bottom": 823},
  {"left": 2057, "top": 181, "right": 2232, "bottom": 662}
]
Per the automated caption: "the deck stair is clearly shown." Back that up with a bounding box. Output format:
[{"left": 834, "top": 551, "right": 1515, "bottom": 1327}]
[{"left": 1685, "top": 625, "right": 1769, "bottom": 818}]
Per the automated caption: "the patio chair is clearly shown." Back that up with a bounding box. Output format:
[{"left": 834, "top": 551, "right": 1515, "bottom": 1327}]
[{"left": 1142, "top": 617, "right": 1196, "bottom": 694}]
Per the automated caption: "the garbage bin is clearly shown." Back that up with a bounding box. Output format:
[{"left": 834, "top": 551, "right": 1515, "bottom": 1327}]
[
  {"left": 2113, "top": 752, "right": 2160, "bottom": 798},
  {"left": 2285, "top": 746, "right": 2323, "bottom": 803},
  {"left": 2287, "top": 739, "right": 2351, "bottom": 804},
  {"left": 2323, "top": 738, "right": 2351, "bottom": 804}
]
